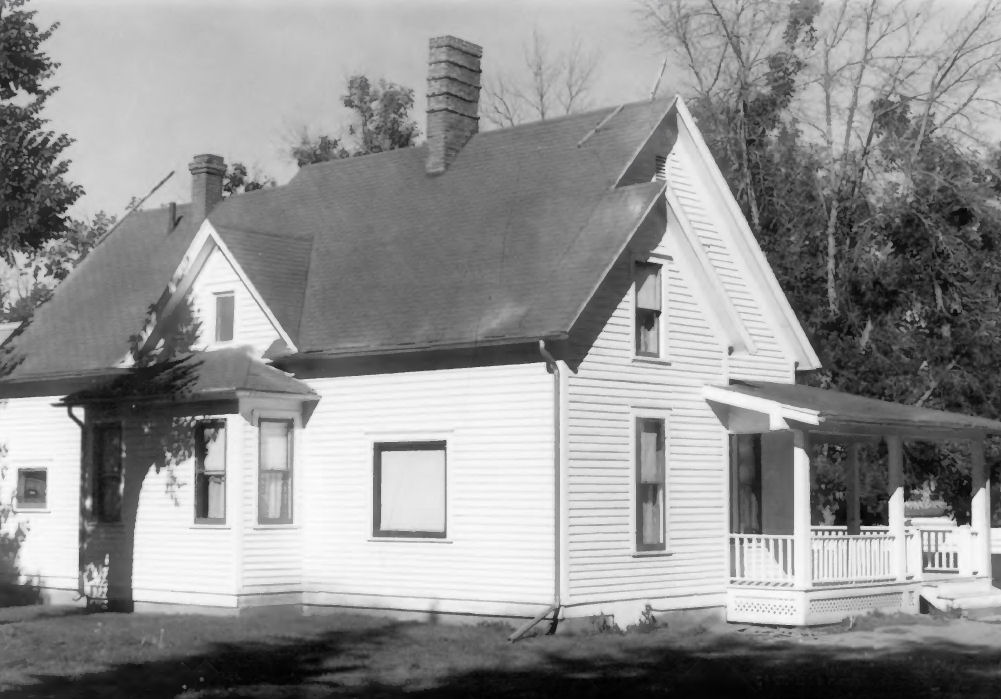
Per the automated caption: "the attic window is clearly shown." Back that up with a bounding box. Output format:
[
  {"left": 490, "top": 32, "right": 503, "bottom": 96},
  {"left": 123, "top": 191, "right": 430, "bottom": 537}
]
[
  {"left": 635, "top": 261, "right": 663, "bottom": 358},
  {"left": 654, "top": 155, "right": 667, "bottom": 182},
  {"left": 215, "top": 292, "right": 235, "bottom": 342}
]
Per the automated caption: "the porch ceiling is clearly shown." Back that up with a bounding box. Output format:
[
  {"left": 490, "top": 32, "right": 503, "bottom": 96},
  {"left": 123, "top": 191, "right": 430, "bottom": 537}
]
[{"left": 704, "top": 380, "right": 1001, "bottom": 440}]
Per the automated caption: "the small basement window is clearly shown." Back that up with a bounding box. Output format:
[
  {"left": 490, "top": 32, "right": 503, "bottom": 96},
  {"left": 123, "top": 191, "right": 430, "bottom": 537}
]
[
  {"left": 17, "top": 468, "right": 47, "bottom": 509},
  {"left": 374, "top": 442, "right": 446, "bottom": 538},
  {"left": 635, "top": 260, "right": 663, "bottom": 358},
  {"left": 215, "top": 292, "right": 235, "bottom": 342}
]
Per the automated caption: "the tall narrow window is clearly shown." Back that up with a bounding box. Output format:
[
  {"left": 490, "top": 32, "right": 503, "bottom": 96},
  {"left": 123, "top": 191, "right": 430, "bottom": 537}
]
[
  {"left": 93, "top": 423, "right": 123, "bottom": 523},
  {"left": 195, "top": 420, "right": 226, "bottom": 523},
  {"left": 258, "top": 419, "right": 292, "bottom": 524},
  {"left": 16, "top": 468, "right": 47, "bottom": 509},
  {"left": 635, "top": 261, "right": 662, "bottom": 357},
  {"left": 215, "top": 292, "right": 235, "bottom": 342},
  {"left": 374, "top": 442, "right": 446, "bottom": 538},
  {"left": 636, "top": 418, "right": 666, "bottom": 551}
]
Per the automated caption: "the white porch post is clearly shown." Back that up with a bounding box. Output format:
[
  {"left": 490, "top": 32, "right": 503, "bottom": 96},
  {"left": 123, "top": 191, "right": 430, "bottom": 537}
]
[
  {"left": 847, "top": 443, "right": 861, "bottom": 536},
  {"left": 793, "top": 430, "right": 812, "bottom": 588},
  {"left": 970, "top": 436, "right": 991, "bottom": 578},
  {"left": 887, "top": 436, "right": 907, "bottom": 580}
]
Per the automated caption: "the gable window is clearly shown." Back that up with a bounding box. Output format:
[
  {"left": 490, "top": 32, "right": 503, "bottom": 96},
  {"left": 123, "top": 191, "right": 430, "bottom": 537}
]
[
  {"left": 194, "top": 420, "right": 226, "bottom": 523},
  {"left": 636, "top": 418, "right": 666, "bottom": 551},
  {"left": 215, "top": 292, "right": 235, "bottom": 342},
  {"left": 258, "top": 419, "right": 292, "bottom": 524},
  {"left": 635, "top": 261, "right": 663, "bottom": 357},
  {"left": 93, "top": 423, "right": 123, "bottom": 523},
  {"left": 373, "top": 442, "right": 446, "bottom": 538},
  {"left": 16, "top": 468, "right": 47, "bottom": 509}
]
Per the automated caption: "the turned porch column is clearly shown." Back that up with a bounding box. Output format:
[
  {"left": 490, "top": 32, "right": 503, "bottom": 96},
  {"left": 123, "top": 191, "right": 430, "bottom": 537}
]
[
  {"left": 847, "top": 443, "right": 861, "bottom": 536},
  {"left": 793, "top": 430, "right": 812, "bottom": 588},
  {"left": 887, "top": 436, "right": 907, "bottom": 580},
  {"left": 970, "top": 436, "right": 991, "bottom": 578}
]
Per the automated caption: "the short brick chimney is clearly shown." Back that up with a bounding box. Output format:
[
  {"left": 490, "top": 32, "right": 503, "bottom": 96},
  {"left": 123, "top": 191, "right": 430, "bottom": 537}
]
[
  {"left": 188, "top": 153, "right": 226, "bottom": 225},
  {"left": 426, "top": 36, "right": 482, "bottom": 175}
]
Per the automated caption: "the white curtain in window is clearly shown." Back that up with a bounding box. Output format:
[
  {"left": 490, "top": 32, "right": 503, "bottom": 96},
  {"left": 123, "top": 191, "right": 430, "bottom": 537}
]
[
  {"left": 636, "top": 263, "right": 661, "bottom": 311},
  {"left": 640, "top": 484, "right": 663, "bottom": 545},
  {"left": 380, "top": 448, "right": 445, "bottom": 533},
  {"left": 639, "top": 421, "right": 664, "bottom": 482},
  {"left": 202, "top": 424, "right": 226, "bottom": 471},
  {"left": 259, "top": 422, "right": 290, "bottom": 520},
  {"left": 260, "top": 422, "right": 289, "bottom": 470}
]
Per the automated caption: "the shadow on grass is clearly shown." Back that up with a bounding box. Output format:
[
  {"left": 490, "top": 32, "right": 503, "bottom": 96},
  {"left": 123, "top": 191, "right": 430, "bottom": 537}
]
[{"left": 6, "top": 617, "right": 1001, "bottom": 698}]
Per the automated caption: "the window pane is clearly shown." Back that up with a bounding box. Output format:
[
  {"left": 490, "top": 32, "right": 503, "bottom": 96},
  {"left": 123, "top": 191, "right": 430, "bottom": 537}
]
[
  {"left": 379, "top": 447, "right": 445, "bottom": 534},
  {"left": 18, "top": 469, "right": 46, "bottom": 507},
  {"left": 636, "top": 262, "right": 661, "bottom": 311},
  {"left": 639, "top": 420, "right": 665, "bottom": 483},
  {"left": 636, "top": 311, "right": 660, "bottom": 355},
  {"left": 215, "top": 294, "right": 234, "bottom": 342},
  {"left": 260, "top": 421, "right": 289, "bottom": 471},
  {"left": 94, "top": 424, "right": 122, "bottom": 522},
  {"left": 198, "top": 422, "right": 226, "bottom": 473},
  {"left": 639, "top": 484, "right": 664, "bottom": 546},
  {"left": 259, "top": 471, "right": 289, "bottom": 520}
]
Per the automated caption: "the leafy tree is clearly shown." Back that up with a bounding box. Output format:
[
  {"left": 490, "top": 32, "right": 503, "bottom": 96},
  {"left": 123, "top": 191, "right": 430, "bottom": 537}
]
[
  {"left": 0, "top": 0, "right": 83, "bottom": 261},
  {"left": 223, "top": 162, "right": 275, "bottom": 196},
  {"left": 290, "top": 75, "right": 419, "bottom": 167}
]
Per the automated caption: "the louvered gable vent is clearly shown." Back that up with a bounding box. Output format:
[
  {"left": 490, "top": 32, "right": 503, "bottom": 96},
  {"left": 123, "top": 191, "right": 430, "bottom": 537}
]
[{"left": 654, "top": 155, "right": 667, "bottom": 181}]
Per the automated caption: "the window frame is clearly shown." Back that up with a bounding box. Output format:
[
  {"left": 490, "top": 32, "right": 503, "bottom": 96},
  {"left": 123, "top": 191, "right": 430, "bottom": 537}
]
[
  {"left": 92, "top": 421, "right": 123, "bottom": 524},
  {"left": 214, "top": 291, "right": 235, "bottom": 343},
  {"left": 372, "top": 441, "right": 448, "bottom": 540},
  {"left": 257, "top": 418, "right": 293, "bottom": 525},
  {"left": 633, "top": 413, "right": 669, "bottom": 554},
  {"left": 194, "top": 419, "right": 227, "bottom": 525},
  {"left": 16, "top": 467, "right": 47, "bottom": 510},
  {"left": 633, "top": 257, "right": 668, "bottom": 361}
]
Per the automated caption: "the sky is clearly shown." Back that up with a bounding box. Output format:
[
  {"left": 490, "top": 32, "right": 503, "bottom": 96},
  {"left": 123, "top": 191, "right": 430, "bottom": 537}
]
[{"left": 31, "top": 0, "right": 668, "bottom": 219}]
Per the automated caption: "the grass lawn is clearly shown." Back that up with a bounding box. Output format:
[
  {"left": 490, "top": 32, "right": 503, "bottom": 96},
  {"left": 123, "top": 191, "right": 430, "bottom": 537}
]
[{"left": 2, "top": 605, "right": 1001, "bottom": 697}]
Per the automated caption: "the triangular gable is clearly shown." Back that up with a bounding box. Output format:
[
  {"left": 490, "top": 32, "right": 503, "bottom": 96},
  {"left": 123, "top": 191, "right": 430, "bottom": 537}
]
[
  {"left": 671, "top": 99, "right": 820, "bottom": 370},
  {"left": 126, "top": 220, "right": 297, "bottom": 365}
]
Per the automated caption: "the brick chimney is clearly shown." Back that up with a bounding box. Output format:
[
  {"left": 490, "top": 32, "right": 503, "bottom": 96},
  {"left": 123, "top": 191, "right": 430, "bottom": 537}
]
[
  {"left": 426, "top": 36, "right": 482, "bottom": 175},
  {"left": 188, "top": 153, "right": 226, "bottom": 225}
]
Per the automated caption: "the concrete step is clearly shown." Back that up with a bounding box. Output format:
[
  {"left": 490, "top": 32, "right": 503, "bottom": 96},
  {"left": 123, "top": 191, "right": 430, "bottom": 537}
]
[{"left": 921, "top": 580, "right": 1001, "bottom": 612}]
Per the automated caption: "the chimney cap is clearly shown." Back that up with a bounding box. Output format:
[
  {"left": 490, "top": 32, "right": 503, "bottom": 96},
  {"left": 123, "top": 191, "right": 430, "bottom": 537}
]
[
  {"left": 429, "top": 35, "right": 483, "bottom": 58},
  {"left": 189, "top": 153, "right": 226, "bottom": 175}
]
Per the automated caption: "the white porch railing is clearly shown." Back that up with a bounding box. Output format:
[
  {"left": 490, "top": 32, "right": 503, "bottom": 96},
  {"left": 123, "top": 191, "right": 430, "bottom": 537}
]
[
  {"left": 810, "top": 533, "right": 895, "bottom": 584},
  {"left": 730, "top": 534, "right": 795, "bottom": 586},
  {"left": 920, "top": 528, "right": 961, "bottom": 572}
]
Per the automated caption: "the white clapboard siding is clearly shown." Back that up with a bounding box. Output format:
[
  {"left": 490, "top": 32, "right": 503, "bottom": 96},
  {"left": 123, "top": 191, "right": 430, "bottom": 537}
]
[
  {"left": 130, "top": 413, "right": 239, "bottom": 602},
  {"left": 186, "top": 244, "right": 283, "bottom": 355},
  {"left": 298, "top": 363, "right": 556, "bottom": 610},
  {"left": 665, "top": 141, "right": 793, "bottom": 382},
  {"left": 0, "top": 396, "right": 82, "bottom": 593}
]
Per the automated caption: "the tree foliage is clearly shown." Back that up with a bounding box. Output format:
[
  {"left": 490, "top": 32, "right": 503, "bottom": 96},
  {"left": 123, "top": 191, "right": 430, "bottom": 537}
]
[
  {"left": 0, "top": 0, "right": 83, "bottom": 262},
  {"left": 290, "top": 75, "right": 419, "bottom": 167},
  {"left": 223, "top": 162, "right": 275, "bottom": 196},
  {"left": 642, "top": 0, "right": 1001, "bottom": 522}
]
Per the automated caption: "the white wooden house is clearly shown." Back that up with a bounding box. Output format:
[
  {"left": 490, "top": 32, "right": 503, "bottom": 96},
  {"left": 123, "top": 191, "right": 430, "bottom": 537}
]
[{"left": 1, "top": 36, "right": 999, "bottom": 628}]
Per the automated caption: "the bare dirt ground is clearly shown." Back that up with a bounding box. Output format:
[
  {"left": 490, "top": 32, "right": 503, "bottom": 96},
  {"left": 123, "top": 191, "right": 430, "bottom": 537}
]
[{"left": 2, "top": 605, "right": 1001, "bottom": 697}]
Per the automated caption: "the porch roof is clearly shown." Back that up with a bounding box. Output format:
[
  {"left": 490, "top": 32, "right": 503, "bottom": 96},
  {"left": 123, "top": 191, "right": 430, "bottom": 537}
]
[
  {"left": 62, "top": 348, "right": 317, "bottom": 405},
  {"left": 704, "top": 380, "right": 1001, "bottom": 440}
]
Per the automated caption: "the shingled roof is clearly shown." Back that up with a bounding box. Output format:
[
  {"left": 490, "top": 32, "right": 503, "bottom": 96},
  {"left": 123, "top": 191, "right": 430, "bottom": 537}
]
[{"left": 1, "top": 97, "right": 674, "bottom": 381}]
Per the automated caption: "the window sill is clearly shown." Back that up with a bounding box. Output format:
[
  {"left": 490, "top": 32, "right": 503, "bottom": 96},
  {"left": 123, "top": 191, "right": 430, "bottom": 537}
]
[
  {"left": 253, "top": 524, "right": 299, "bottom": 530},
  {"left": 190, "top": 523, "right": 230, "bottom": 530},
  {"left": 632, "top": 356, "right": 672, "bottom": 367},
  {"left": 368, "top": 537, "right": 453, "bottom": 544},
  {"left": 632, "top": 550, "right": 673, "bottom": 558},
  {"left": 13, "top": 507, "right": 50, "bottom": 514}
]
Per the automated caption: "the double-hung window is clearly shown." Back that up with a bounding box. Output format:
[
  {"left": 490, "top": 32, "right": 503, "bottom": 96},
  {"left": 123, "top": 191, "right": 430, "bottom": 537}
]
[
  {"left": 258, "top": 419, "right": 293, "bottom": 524},
  {"left": 373, "top": 442, "right": 446, "bottom": 538},
  {"left": 636, "top": 418, "right": 667, "bottom": 552},
  {"left": 16, "top": 468, "right": 47, "bottom": 509},
  {"left": 635, "top": 261, "right": 663, "bottom": 358},
  {"left": 194, "top": 420, "right": 226, "bottom": 523},
  {"left": 93, "top": 422, "right": 123, "bottom": 523},
  {"left": 215, "top": 292, "right": 235, "bottom": 342}
]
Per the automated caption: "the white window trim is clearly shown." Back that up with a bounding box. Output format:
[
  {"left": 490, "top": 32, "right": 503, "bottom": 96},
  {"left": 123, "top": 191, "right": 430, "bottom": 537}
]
[
  {"left": 630, "top": 407, "right": 672, "bottom": 556},
  {"left": 366, "top": 430, "right": 454, "bottom": 543},
  {"left": 13, "top": 462, "right": 51, "bottom": 513},
  {"left": 631, "top": 252, "right": 672, "bottom": 365}
]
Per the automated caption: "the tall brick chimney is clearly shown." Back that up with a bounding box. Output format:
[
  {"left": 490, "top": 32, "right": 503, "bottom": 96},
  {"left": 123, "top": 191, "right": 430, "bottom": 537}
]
[
  {"left": 426, "top": 36, "right": 482, "bottom": 175},
  {"left": 188, "top": 153, "right": 226, "bottom": 225}
]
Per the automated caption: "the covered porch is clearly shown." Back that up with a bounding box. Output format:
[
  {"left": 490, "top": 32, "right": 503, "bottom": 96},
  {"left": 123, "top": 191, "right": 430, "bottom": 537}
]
[{"left": 705, "top": 380, "right": 1001, "bottom": 626}]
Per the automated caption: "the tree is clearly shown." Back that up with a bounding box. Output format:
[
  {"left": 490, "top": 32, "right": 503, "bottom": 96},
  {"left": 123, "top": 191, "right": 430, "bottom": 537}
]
[
  {"left": 481, "top": 29, "right": 600, "bottom": 128},
  {"left": 0, "top": 0, "right": 83, "bottom": 262},
  {"left": 290, "top": 75, "right": 419, "bottom": 167},
  {"left": 223, "top": 162, "right": 275, "bottom": 196}
]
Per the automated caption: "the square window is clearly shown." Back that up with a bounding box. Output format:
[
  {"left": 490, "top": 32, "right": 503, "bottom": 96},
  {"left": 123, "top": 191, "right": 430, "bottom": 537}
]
[
  {"left": 635, "top": 261, "right": 663, "bottom": 358},
  {"left": 374, "top": 442, "right": 446, "bottom": 538},
  {"left": 258, "top": 419, "right": 292, "bottom": 524},
  {"left": 636, "top": 418, "right": 666, "bottom": 551},
  {"left": 215, "top": 293, "right": 235, "bottom": 342},
  {"left": 16, "top": 468, "right": 46, "bottom": 508},
  {"left": 93, "top": 423, "right": 122, "bottom": 523},
  {"left": 195, "top": 420, "right": 226, "bottom": 523}
]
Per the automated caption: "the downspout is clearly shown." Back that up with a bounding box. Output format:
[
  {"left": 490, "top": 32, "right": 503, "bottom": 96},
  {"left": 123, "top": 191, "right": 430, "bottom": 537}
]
[
  {"left": 66, "top": 405, "right": 86, "bottom": 599},
  {"left": 507, "top": 340, "right": 562, "bottom": 642}
]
